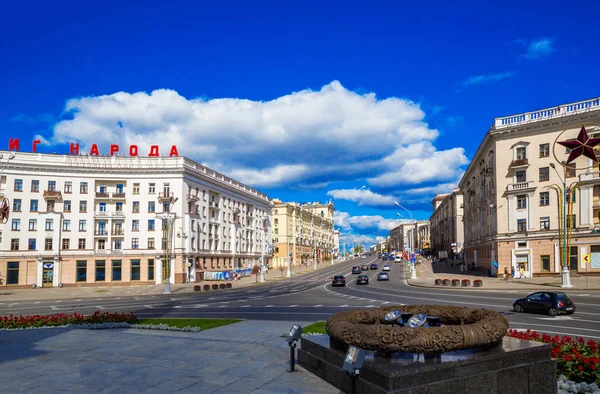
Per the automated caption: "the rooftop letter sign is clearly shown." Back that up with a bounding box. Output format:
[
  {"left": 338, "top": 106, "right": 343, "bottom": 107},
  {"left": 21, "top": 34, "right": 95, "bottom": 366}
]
[{"left": 6, "top": 138, "right": 179, "bottom": 157}]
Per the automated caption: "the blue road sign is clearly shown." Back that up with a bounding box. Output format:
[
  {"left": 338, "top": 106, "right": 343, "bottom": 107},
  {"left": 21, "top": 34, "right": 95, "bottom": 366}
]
[
  {"left": 410, "top": 257, "right": 416, "bottom": 263},
  {"left": 411, "top": 254, "right": 415, "bottom": 259}
]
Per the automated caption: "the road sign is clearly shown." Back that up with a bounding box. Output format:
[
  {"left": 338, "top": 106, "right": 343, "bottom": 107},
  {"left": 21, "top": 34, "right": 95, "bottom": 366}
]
[{"left": 582, "top": 253, "right": 591, "bottom": 268}]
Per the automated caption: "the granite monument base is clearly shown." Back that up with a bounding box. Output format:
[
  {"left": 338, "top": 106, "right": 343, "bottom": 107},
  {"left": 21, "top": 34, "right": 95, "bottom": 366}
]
[{"left": 298, "top": 335, "right": 556, "bottom": 394}]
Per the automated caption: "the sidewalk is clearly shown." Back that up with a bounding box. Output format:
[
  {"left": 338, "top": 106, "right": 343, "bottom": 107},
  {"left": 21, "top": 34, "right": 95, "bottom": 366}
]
[
  {"left": 0, "top": 263, "right": 338, "bottom": 302},
  {"left": 0, "top": 320, "right": 340, "bottom": 394},
  {"left": 407, "top": 258, "right": 600, "bottom": 291}
]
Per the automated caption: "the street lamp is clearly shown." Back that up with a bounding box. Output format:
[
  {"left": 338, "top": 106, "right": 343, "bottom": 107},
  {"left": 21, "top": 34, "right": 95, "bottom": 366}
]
[
  {"left": 395, "top": 202, "right": 417, "bottom": 279},
  {"left": 157, "top": 197, "right": 179, "bottom": 294},
  {"left": 260, "top": 220, "right": 269, "bottom": 283},
  {"left": 549, "top": 162, "right": 572, "bottom": 288}
]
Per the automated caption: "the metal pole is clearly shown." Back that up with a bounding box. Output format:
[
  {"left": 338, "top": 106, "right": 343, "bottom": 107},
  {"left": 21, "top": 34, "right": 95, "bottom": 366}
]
[
  {"left": 289, "top": 343, "right": 296, "bottom": 372},
  {"left": 164, "top": 216, "right": 171, "bottom": 294},
  {"left": 286, "top": 235, "right": 291, "bottom": 277}
]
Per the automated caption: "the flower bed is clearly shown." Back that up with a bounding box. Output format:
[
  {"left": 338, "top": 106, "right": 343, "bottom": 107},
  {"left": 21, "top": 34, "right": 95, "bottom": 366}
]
[
  {"left": 0, "top": 311, "right": 138, "bottom": 329},
  {"left": 441, "top": 278, "right": 451, "bottom": 286},
  {"left": 211, "top": 284, "right": 219, "bottom": 290},
  {"left": 434, "top": 279, "right": 443, "bottom": 286},
  {"left": 451, "top": 279, "right": 460, "bottom": 286},
  {"left": 507, "top": 329, "right": 600, "bottom": 386},
  {"left": 226, "top": 283, "right": 232, "bottom": 289},
  {"left": 473, "top": 279, "right": 483, "bottom": 287},
  {"left": 194, "top": 285, "right": 201, "bottom": 292},
  {"left": 461, "top": 279, "right": 471, "bottom": 287},
  {"left": 203, "top": 284, "right": 211, "bottom": 291}
]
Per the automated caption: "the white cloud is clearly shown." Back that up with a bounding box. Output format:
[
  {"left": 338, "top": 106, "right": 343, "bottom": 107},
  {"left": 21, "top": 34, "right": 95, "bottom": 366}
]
[
  {"left": 334, "top": 211, "right": 402, "bottom": 232},
  {"left": 460, "top": 72, "right": 514, "bottom": 88},
  {"left": 522, "top": 38, "right": 555, "bottom": 59},
  {"left": 33, "top": 134, "right": 52, "bottom": 146},
  {"left": 47, "top": 81, "right": 467, "bottom": 189},
  {"left": 327, "top": 188, "right": 395, "bottom": 206}
]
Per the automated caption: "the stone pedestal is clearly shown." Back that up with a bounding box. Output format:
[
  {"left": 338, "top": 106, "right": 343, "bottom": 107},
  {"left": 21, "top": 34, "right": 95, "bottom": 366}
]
[{"left": 298, "top": 335, "right": 556, "bottom": 394}]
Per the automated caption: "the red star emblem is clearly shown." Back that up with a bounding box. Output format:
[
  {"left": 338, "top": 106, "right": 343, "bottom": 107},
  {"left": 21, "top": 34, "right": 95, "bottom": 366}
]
[{"left": 557, "top": 126, "right": 600, "bottom": 164}]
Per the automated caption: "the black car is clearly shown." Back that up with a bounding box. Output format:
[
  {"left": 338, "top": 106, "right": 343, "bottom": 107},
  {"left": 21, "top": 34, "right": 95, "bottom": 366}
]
[
  {"left": 377, "top": 272, "right": 389, "bottom": 281},
  {"left": 356, "top": 275, "right": 369, "bottom": 285},
  {"left": 513, "top": 291, "right": 575, "bottom": 316},
  {"left": 361, "top": 264, "right": 369, "bottom": 271},
  {"left": 351, "top": 266, "right": 361, "bottom": 274},
  {"left": 331, "top": 275, "right": 346, "bottom": 287},
  {"left": 370, "top": 263, "right": 378, "bottom": 270},
  {"left": 382, "top": 255, "right": 388, "bottom": 261}
]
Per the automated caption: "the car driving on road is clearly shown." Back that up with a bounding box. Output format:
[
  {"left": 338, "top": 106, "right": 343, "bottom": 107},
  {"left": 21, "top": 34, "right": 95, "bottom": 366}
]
[
  {"left": 356, "top": 274, "right": 369, "bottom": 285},
  {"left": 370, "top": 263, "right": 378, "bottom": 270},
  {"left": 377, "top": 272, "right": 389, "bottom": 281},
  {"left": 361, "top": 264, "right": 369, "bottom": 271},
  {"left": 351, "top": 266, "right": 361, "bottom": 274},
  {"left": 382, "top": 264, "right": 391, "bottom": 271},
  {"left": 331, "top": 275, "right": 346, "bottom": 287},
  {"left": 513, "top": 291, "right": 575, "bottom": 316}
]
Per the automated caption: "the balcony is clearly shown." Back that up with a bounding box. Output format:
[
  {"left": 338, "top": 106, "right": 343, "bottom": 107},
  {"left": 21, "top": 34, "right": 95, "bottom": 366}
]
[
  {"left": 94, "top": 210, "right": 126, "bottom": 218},
  {"left": 112, "top": 229, "right": 125, "bottom": 236},
  {"left": 113, "top": 192, "right": 126, "bottom": 199},
  {"left": 94, "top": 230, "right": 109, "bottom": 237},
  {"left": 209, "top": 218, "right": 220, "bottom": 224},
  {"left": 95, "top": 192, "right": 110, "bottom": 198},
  {"left": 112, "top": 210, "right": 125, "bottom": 217},
  {"left": 209, "top": 201, "right": 220, "bottom": 208},
  {"left": 43, "top": 190, "right": 62, "bottom": 199},
  {"left": 580, "top": 171, "right": 600, "bottom": 183},
  {"left": 187, "top": 193, "right": 199, "bottom": 202},
  {"left": 158, "top": 192, "right": 175, "bottom": 202},
  {"left": 506, "top": 181, "right": 535, "bottom": 193},
  {"left": 509, "top": 158, "right": 529, "bottom": 169},
  {"left": 485, "top": 167, "right": 494, "bottom": 176}
]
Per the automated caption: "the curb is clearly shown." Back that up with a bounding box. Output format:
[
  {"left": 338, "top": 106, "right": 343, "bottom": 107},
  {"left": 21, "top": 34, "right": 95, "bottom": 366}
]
[{"left": 405, "top": 280, "right": 600, "bottom": 292}]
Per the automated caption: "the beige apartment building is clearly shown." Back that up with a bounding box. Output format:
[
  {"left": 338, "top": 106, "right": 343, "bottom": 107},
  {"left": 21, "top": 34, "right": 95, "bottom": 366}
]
[
  {"left": 460, "top": 97, "right": 600, "bottom": 277},
  {"left": 388, "top": 224, "right": 404, "bottom": 252},
  {"left": 430, "top": 189, "right": 464, "bottom": 258},
  {"left": 271, "top": 200, "right": 335, "bottom": 270}
]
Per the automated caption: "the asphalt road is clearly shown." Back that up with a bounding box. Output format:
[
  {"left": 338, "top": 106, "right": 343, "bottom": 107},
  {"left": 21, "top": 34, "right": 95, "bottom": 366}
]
[{"left": 2, "top": 255, "right": 600, "bottom": 340}]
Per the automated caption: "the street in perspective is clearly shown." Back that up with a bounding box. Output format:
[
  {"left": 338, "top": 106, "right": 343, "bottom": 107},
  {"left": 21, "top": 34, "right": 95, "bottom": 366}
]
[{"left": 2, "top": 2, "right": 600, "bottom": 393}]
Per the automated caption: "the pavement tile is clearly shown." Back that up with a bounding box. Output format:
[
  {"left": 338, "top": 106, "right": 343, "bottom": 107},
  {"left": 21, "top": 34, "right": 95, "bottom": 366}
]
[{"left": 178, "top": 381, "right": 225, "bottom": 393}]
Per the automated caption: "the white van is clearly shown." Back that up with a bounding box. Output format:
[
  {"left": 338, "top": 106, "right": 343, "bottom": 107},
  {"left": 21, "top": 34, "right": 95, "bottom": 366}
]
[{"left": 394, "top": 255, "right": 402, "bottom": 263}]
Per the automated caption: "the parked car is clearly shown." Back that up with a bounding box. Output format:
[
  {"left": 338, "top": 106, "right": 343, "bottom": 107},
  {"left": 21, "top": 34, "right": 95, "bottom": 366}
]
[
  {"left": 361, "top": 264, "right": 369, "bottom": 271},
  {"left": 377, "top": 272, "right": 389, "bottom": 281},
  {"left": 513, "top": 292, "right": 575, "bottom": 316},
  {"left": 382, "top": 264, "right": 391, "bottom": 271},
  {"left": 356, "top": 275, "right": 369, "bottom": 285},
  {"left": 331, "top": 275, "right": 346, "bottom": 287},
  {"left": 351, "top": 266, "right": 361, "bottom": 274},
  {"left": 370, "top": 263, "right": 378, "bottom": 270}
]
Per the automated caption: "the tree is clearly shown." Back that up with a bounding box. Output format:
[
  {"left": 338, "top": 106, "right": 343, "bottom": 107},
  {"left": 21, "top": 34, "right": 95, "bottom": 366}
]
[{"left": 251, "top": 266, "right": 261, "bottom": 283}]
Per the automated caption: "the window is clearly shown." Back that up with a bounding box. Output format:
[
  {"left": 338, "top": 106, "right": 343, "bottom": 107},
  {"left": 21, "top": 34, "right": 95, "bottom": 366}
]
[
  {"left": 45, "top": 238, "right": 53, "bottom": 250},
  {"left": 148, "top": 201, "right": 155, "bottom": 213},
  {"left": 163, "top": 201, "right": 170, "bottom": 212},
  {"left": 80, "top": 182, "right": 88, "bottom": 193},
  {"left": 133, "top": 183, "right": 140, "bottom": 194},
  {"left": 541, "top": 255, "right": 551, "bottom": 272},
  {"left": 132, "top": 238, "right": 139, "bottom": 249},
  {"left": 64, "top": 181, "right": 72, "bottom": 193},
  {"left": 540, "top": 192, "right": 550, "bottom": 206},
  {"left": 95, "top": 260, "right": 105, "bottom": 281},
  {"left": 132, "top": 220, "right": 139, "bottom": 231},
  {"left": 516, "top": 170, "right": 526, "bottom": 183},
  {"left": 79, "top": 220, "right": 86, "bottom": 231},
  {"left": 516, "top": 147, "right": 527, "bottom": 160},
  {"left": 62, "top": 239, "right": 70, "bottom": 250},
  {"left": 11, "top": 219, "right": 20, "bottom": 231},
  {"left": 540, "top": 217, "right": 550, "bottom": 230},
  {"left": 28, "top": 238, "right": 36, "bottom": 250},
  {"left": 31, "top": 180, "right": 39, "bottom": 192},
  {"left": 116, "top": 183, "right": 124, "bottom": 195},
  {"left": 47, "top": 180, "right": 56, "bottom": 191},
  {"left": 148, "top": 259, "right": 155, "bottom": 280},
  {"left": 132, "top": 201, "right": 140, "bottom": 213},
  {"left": 566, "top": 163, "right": 576, "bottom": 178},
  {"left": 98, "top": 202, "right": 106, "bottom": 212},
  {"left": 79, "top": 201, "right": 87, "bottom": 213},
  {"left": 76, "top": 261, "right": 87, "bottom": 282},
  {"left": 47, "top": 200, "right": 55, "bottom": 212},
  {"left": 114, "top": 239, "right": 122, "bottom": 250},
  {"left": 149, "top": 183, "right": 156, "bottom": 194},
  {"left": 13, "top": 199, "right": 21, "bottom": 211},
  {"left": 568, "top": 214, "right": 577, "bottom": 229},
  {"left": 116, "top": 202, "right": 123, "bottom": 212},
  {"left": 10, "top": 238, "right": 19, "bottom": 251},
  {"left": 148, "top": 238, "right": 155, "bottom": 249},
  {"left": 112, "top": 260, "right": 122, "bottom": 281},
  {"left": 97, "top": 239, "right": 105, "bottom": 250},
  {"left": 567, "top": 190, "right": 576, "bottom": 203},
  {"left": 14, "top": 179, "right": 23, "bottom": 191},
  {"left": 63, "top": 219, "right": 71, "bottom": 231},
  {"left": 274, "top": 228, "right": 279, "bottom": 234},
  {"left": 274, "top": 218, "right": 278, "bottom": 225},
  {"left": 131, "top": 259, "right": 141, "bottom": 280},
  {"left": 539, "top": 167, "right": 549, "bottom": 182},
  {"left": 539, "top": 143, "right": 549, "bottom": 158},
  {"left": 78, "top": 238, "right": 86, "bottom": 250},
  {"left": 29, "top": 219, "right": 37, "bottom": 231},
  {"left": 148, "top": 219, "right": 155, "bottom": 231},
  {"left": 7, "top": 262, "right": 19, "bottom": 285},
  {"left": 517, "top": 195, "right": 527, "bottom": 209},
  {"left": 517, "top": 219, "right": 527, "bottom": 232},
  {"left": 64, "top": 200, "right": 71, "bottom": 212}
]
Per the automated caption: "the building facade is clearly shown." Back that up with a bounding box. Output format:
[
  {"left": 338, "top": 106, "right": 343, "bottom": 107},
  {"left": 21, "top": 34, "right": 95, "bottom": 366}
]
[
  {"left": 0, "top": 152, "right": 272, "bottom": 288},
  {"left": 404, "top": 221, "right": 430, "bottom": 255},
  {"left": 389, "top": 224, "right": 403, "bottom": 252},
  {"left": 271, "top": 200, "right": 335, "bottom": 270},
  {"left": 429, "top": 189, "right": 464, "bottom": 258},
  {"left": 460, "top": 97, "right": 600, "bottom": 277}
]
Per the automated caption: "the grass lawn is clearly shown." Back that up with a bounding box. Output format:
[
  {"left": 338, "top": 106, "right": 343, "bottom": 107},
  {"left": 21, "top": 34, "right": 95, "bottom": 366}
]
[
  {"left": 137, "top": 318, "right": 242, "bottom": 330},
  {"left": 303, "top": 321, "right": 327, "bottom": 334}
]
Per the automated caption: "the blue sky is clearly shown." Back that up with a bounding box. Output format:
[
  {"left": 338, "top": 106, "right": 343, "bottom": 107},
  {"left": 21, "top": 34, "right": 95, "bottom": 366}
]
[{"left": 1, "top": 0, "right": 599, "bottom": 247}]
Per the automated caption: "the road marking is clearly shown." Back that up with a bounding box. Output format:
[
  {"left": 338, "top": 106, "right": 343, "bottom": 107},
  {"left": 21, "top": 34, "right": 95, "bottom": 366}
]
[
  {"left": 340, "top": 305, "right": 348, "bottom": 307},
  {"left": 76, "top": 299, "right": 82, "bottom": 302},
  {"left": 96, "top": 306, "right": 106, "bottom": 310},
  {"left": 289, "top": 305, "right": 298, "bottom": 308},
  {"left": 314, "top": 305, "right": 322, "bottom": 307},
  {"left": 265, "top": 305, "right": 274, "bottom": 308},
  {"left": 241, "top": 305, "right": 251, "bottom": 308},
  {"left": 192, "top": 304, "right": 208, "bottom": 308},
  {"left": 536, "top": 316, "right": 573, "bottom": 321},
  {"left": 174, "top": 306, "right": 183, "bottom": 309},
  {"left": 381, "top": 301, "right": 390, "bottom": 304},
  {"left": 365, "top": 305, "right": 375, "bottom": 308},
  {"left": 55, "top": 300, "right": 61, "bottom": 303},
  {"left": 218, "top": 305, "right": 227, "bottom": 308}
]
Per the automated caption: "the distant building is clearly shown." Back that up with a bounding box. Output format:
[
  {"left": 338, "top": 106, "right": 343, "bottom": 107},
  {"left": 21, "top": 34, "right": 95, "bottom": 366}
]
[{"left": 429, "top": 189, "right": 464, "bottom": 259}]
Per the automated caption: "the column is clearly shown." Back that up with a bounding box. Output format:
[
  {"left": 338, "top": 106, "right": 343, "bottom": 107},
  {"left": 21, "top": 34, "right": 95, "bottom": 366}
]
[
  {"left": 527, "top": 192, "right": 535, "bottom": 230},
  {"left": 156, "top": 256, "right": 163, "bottom": 285},
  {"left": 507, "top": 196, "right": 515, "bottom": 231},
  {"left": 52, "top": 255, "right": 60, "bottom": 287},
  {"left": 580, "top": 186, "right": 592, "bottom": 227},
  {"left": 36, "top": 257, "right": 43, "bottom": 288}
]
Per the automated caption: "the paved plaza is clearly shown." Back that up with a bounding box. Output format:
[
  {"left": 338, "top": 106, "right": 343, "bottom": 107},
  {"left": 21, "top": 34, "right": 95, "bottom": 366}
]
[{"left": 0, "top": 320, "right": 340, "bottom": 394}]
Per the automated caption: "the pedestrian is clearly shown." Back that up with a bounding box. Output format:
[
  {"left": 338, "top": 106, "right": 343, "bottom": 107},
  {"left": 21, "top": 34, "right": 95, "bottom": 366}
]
[
  {"left": 510, "top": 266, "right": 515, "bottom": 278},
  {"left": 504, "top": 267, "right": 509, "bottom": 281}
]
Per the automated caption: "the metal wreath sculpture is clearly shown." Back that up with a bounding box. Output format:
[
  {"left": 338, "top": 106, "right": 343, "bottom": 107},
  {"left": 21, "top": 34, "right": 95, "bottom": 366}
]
[
  {"left": 0, "top": 198, "right": 9, "bottom": 224},
  {"left": 326, "top": 305, "right": 509, "bottom": 354}
]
